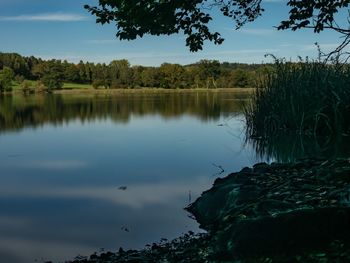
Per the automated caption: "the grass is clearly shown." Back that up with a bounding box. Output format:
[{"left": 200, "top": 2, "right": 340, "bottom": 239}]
[
  {"left": 11, "top": 81, "right": 93, "bottom": 91},
  {"left": 244, "top": 59, "right": 350, "bottom": 138},
  {"left": 10, "top": 81, "right": 252, "bottom": 93},
  {"left": 12, "top": 80, "right": 36, "bottom": 90},
  {"left": 62, "top": 83, "right": 93, "bottom": 89}
]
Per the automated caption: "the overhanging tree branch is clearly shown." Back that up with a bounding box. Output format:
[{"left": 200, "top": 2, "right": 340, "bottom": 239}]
[{"left": 85, "top": 0, "right": 350, "bottom": 54}]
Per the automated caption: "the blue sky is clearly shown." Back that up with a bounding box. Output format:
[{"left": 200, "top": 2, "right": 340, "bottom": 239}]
[{"left": 0, "top": 0, "right": 344, "bottom": 66}]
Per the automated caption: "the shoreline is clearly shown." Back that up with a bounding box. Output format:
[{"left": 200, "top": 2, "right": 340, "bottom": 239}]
[
  {"left": 68, "top": 158, "right": 350, "bottom": 263},
  {"left": 54, "top": 87, "right": 254, "bottom": 95},
  {"left": 4, "top": 87, "right": 254, "bottom": 96}
]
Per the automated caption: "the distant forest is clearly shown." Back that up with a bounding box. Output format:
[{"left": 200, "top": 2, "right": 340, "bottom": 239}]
[{"left": 0, "top": 52, "right": 273, "bottom": 90}]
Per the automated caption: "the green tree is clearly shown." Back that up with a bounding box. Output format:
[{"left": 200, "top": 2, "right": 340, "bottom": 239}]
[
  {"left": 0, "top": 67, "right": 14, "bottom": 92},
  {"left": 32, "top": 62, "right": 47, "bottom": 79},
  {"left": 232, "top": 69, "right": 251, "bottom": 88},
  {"left": 84, "top": 63, "right": 93, "bottom": 83},
  {"left": 92, "top": 63, "right": 111, "bottom": 89},
  {"left": 141, "top": 67, "right": 161, "bottom": 88},
  {"left": 40, "top": 61, "right": 64, "bottom": 90},
  {"left": 109, "top": 59, "right": 131, "bottom": 88},
  {"left": 20, "top": 80, "right": 35, "bottom": 94},
  {"left": 197, "top": 60, "right": 221, "bottom": 89},
  {"left": 64, "top": 62, "right": 80, "bottom": 83},
  {"left": 85, "top": 1, "right": 350, "bottom": 53},
  {"left": 185, "top": 65, "right": 202, "bottom": 89},
  {"left": 130, "top": 66, "right": 144, "bottom": 88},
  {"left": 77, "top": 61, "right": 88, "bottom": 83},
  {"left": 0, "top": 53, "right": 30, "bottom": 78},
  {"left": 159, "top": 63, "right": 187, "bottom": 89},
  {"left": 216, "top": 70, "right": 234, "bottom": 89}
]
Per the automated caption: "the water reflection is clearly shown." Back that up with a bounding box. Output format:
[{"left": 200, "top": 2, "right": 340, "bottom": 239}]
[
  {"left": 0, "top": 92, "right": 246, "bottom": 133},
  {"left": 248, "top": 133, "right": 350, "bottom": 162},
  {"left": 1, "top": 91, "right": 349, "bottom": 262},
  {"left": 0, "top": 91, "right": 256, "bottom": 263}
]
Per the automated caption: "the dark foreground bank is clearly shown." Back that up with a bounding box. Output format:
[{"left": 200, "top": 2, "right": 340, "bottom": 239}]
[{"left": 67, "top": 158, "right": 350, "bottom": 263}]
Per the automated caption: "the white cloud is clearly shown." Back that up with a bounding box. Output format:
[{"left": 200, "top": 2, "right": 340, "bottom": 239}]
[
  {"left": 86, "top": 39, "right": 117, "bottom": 45},
  {"left": 277, "top": 43, "right": 348, "bottom": 53},
  {"left": 301, "top": 43, "right": 340, "bottom": 51},
  {"left": 279, "top": 43, "right": 293, "bottom": 47},
  {"left": 238, "top": 28, "right": 276, "bottom": 36},
  {"left": 224, "top": 27, "right": 279, "bottom": 36},
  {"left": 0, "top": 13, "right": 88, "bottom": 22}
]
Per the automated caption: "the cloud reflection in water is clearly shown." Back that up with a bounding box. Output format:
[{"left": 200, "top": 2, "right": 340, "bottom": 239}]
[{"left": 0, "top": 177, "right": 212, "bottom": 263}]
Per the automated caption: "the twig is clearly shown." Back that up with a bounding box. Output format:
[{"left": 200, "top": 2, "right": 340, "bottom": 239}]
[{"left": 212, "top": 163, "right": 225, "bottom": 176}]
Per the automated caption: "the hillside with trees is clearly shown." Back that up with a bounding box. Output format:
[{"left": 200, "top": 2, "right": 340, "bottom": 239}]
[{"left": 0, "top": 52, "right": 272, "bottom": 92}]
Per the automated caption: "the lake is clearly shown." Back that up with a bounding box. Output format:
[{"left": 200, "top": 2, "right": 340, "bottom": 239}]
[
  {"left": 0, "top": 91, "right": 349, "bottom": 263},
  {"left": 0, "top": 91, "right": 260, "bottom": 262}
]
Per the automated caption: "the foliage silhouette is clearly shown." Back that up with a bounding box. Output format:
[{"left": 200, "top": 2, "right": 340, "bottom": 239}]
[{"left": 85, "top": 0, "right": 350, "bottom": 53}]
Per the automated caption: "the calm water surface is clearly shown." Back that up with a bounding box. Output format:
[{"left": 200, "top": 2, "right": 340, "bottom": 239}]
[
  {"left": 0, "top": 91, "right": 259, "bottom": 263},
  {"left": 1, "top": 91, "right": 348, "bottom": 262}
]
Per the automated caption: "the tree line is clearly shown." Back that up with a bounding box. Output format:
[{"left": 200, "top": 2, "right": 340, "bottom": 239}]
[{"left": 0, "top": 52, "right": 273, "bottom": 91}]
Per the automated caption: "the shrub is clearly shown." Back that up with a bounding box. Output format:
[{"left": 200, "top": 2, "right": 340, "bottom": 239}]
[
  {"left": 42, "top": 74, "right": 63, "bottom": 90},
  {"left": 0, "top": 67, "right": 14, "bottom": 92},
  {"left": 15, "top": 75, "right": 25, "bottom": 83},
  {"left": 20, "top": 80, "right": 35, "bottom": 94},
  {"left": 92, "top": 79, "right": 103, "bottom": 89},
  {"left": 35, "top": 81, "right": 46, "bottom": 93}
]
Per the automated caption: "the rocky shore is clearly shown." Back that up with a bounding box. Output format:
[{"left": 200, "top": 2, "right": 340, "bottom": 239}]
[{"left": 68, "top": 158, "right": 350, "bottom": 262}]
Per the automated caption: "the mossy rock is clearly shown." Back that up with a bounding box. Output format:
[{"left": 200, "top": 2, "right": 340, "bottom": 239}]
[{"left": 186, "top": 158, "right": 350, "bottom": 257}]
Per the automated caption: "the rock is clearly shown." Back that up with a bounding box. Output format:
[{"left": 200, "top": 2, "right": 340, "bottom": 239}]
[
  {"left": 186, "top": 158, "right": 350, "bottom": 258},
  {"left": 226, "top": 207, "right": 350, "bottom": 255}
]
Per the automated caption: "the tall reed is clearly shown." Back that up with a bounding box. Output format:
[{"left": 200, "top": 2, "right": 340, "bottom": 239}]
[{"left": 244, "top": 59, "right": 350, "bottom": 138}]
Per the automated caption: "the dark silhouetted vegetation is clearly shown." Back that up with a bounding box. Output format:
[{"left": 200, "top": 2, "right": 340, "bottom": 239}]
[{"left": 85, "top": 0, "right": 350, "bottom": 54}]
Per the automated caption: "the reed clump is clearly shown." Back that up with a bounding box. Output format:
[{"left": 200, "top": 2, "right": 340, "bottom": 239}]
[{"left": 244, "top": 59, "right": 350, "bottom": 138}]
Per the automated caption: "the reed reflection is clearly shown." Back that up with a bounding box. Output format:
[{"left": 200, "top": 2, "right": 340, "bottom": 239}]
[{"left": 247, "top": 133, "right": 350, "bottom": 162}]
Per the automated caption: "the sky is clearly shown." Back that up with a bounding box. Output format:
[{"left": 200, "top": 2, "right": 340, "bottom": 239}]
[{"left": 0, "top": 0, "right": 345, "bottom": 66}]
